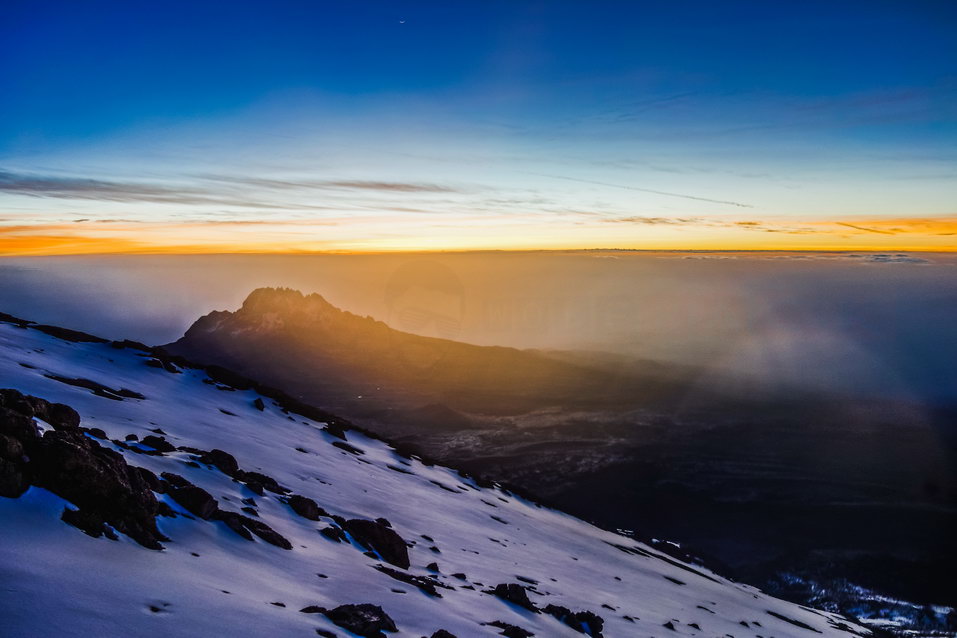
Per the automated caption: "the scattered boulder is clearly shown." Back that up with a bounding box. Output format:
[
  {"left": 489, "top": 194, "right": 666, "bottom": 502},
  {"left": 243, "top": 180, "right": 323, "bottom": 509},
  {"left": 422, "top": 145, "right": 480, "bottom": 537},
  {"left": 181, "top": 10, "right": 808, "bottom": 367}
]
[
  {"left": 237, "top": 470, "right": 288, "bottom": 494},
  {"left": 321, "top": 604, "right": 398, "bottom": 638},
  {"left": 343, "top": 519, "right": 410, "bottom": 569},
  {"left": 486, "top": 583, "right": 538, "bottom": 613},
  {"left": 140, "top": 435, "right": 176, "bottom": 453},
  {"left": 374, "top": 565, "right": 451, "bottom": 598},
  {"left": 213, "top": 510, "right": 292, "bottom": 549},
  {"left": 431, "top": 631, "right": 457, "bottom": 638},
  {"left": 288, "top": 494, "right": 326, "bottom": 520},
  {"left": 332, "top": 441, "right": 364, "bottom": 455},
  {"left": 253, "top": 397, "right": 265, "bottom": 411},
  {"left": 485, "top": 621, "right": 534, "bottom": 638},
  {"left": 320, "top": 525, "right": 347, "bottom": 542},
  {"left": 168, "top": 484, "right": 218, "bottom": 519},
  {"left": 543, "top": 605, "right": 604, "bottom": 637},
  {"left": 199, "top": 448, "right": 239, "bottom": 476}
]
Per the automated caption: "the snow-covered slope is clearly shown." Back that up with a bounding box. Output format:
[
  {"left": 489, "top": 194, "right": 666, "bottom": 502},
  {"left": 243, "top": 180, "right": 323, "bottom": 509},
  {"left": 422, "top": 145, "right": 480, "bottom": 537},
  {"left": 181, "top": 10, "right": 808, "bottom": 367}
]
[{"left": 0, "top": 318, "right": 870, "bottom": 638}]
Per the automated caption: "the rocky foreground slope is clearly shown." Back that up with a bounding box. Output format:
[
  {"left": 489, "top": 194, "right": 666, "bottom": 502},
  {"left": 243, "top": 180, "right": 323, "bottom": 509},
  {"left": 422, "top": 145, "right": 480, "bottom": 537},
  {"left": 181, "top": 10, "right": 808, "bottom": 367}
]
[{"left": 0, "top": 314, "right": 871, "bottom": 637}]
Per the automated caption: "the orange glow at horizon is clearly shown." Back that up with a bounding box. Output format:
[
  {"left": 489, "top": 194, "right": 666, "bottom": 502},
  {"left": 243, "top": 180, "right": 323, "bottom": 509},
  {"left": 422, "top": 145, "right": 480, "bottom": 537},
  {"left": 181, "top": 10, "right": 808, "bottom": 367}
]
[{"left": 1, "top": 216, "right": 955, "bottom": 256}]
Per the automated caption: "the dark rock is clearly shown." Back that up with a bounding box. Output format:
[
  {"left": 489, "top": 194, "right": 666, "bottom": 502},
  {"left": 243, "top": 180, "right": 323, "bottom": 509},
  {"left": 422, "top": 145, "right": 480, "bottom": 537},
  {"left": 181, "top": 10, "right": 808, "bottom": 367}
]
[
  {"left": 663, "top": 621, "right": 676, "bottom": 630},
  {"left": 288, "top": 494, "right": 326, "bottom": 520},
  {"left": 426, "top": 562, "right": 439, "bottom": 572},
  {"left": 140, "top": 435, "right": 176, "bottom": 453},
  {"left": 134, "top": 466, "right": 164, "bottom": 493},
  {"left": 0, "top": 406, "right": 39, "bottom": 441},
  {"left": 375, "top": 517, "right": 392, "bottom": 528},
  {"left": 315, "top": 630, "right": 336, "bottom": 638},
  {"left": 61, "top": 507, "right": 118, "bottom": 540},
  {"left": 253, "top": 397, "right": 265, "bottom": 411},
  {"left": 214, "top": 509, "right": 254, "bottom": 540},
  {"left": 27, "top": 396, "right": 81, "bottom": 430},
  {"left": 199, "top": 448, "right": 240, "bottom": 476},
  {"left": 27, "top": 426, "right": 166, "bottom": 548},
  {"left": 238, "top": 470, "right": 288, "bottom": 494},
  {"left": 486, "top": 621, "right": 534, "bottom": 638},
  {"left": 322, "top": 604, "right": 398, "bottom": 638},
  {"left": 168, "top": 484, "right": 218, "bottom": 519},
  {"left": 374, "top": 565, "right": 451, "bottom": 597},
  {"left": 32, "top": 324, "right": 107, "bottom": 343},
  {"left": 160, "top": 472, "right": 191, "bottom": 489},
  {"left": 487, "top": 583, "right": 538, "bottom": 613},
  {"left": 0, "top": 433, "right": 24, "bottom": 460},
  {"left": 157, "top": 502, "right": 178, "bottom": 517},
  {"left": 332, "top": 440, "right": 364, "bottom": 455},
  {"left": 44, "top": 375, "right": 144, "bottom": 401},
  {"left": 0, "top": 457, "right": 28, "bottom": 497},
  {"left": 343, "top": 519, "right": 410, "bottom": 569},
  {"left": 542, "top": 605, "right": 604, "bottom": 637},
  {"left": 301, "top": 605, "right": 324, "bottom": 613},
  {"left": 84, "top": 427, "right": 107, "bottom": 439},
  {"left": 320, "top": 526, "right": 347, "bottom": 542},
  {"left": 125, "top": 434, "right": 139, "bottom": 441},
  {"left": 213, "top": 509, "right": 292, "bottom": 549},
  {"left": 244, "top": 480, "right": 265, "bottom": 495},
  {"left": 431, "top": 631, "right": 457, "bottom": 638}
]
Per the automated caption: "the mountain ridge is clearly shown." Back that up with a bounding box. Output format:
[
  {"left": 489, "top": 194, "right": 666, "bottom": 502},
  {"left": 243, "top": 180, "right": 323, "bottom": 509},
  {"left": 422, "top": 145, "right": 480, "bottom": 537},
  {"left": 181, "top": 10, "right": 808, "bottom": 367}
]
[{"left": 0, "top": 311, "right": 874, "bottom": 637}]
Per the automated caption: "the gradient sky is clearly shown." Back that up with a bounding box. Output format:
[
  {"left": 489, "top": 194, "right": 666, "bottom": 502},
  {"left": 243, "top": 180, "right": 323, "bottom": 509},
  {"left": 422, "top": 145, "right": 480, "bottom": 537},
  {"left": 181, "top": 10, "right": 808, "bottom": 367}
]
[{"left": 2, "top": 0, "right": 956, "bottom": 254}]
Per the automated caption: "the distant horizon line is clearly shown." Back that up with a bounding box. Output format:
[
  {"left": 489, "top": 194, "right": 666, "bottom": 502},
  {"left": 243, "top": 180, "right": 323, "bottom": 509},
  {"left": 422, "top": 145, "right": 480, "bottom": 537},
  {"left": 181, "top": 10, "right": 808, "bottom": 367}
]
[{"left": 3, "top": 247, "right": 956, "bottom": 257}]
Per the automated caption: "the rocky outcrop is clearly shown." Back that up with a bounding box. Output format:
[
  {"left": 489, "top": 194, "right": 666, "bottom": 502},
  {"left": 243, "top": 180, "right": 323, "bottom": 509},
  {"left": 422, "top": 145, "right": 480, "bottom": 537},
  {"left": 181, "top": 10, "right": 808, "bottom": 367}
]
[
  {"left": 212, "top": 510, "right": 292, "bottom": 549},
  {"left": 0, "top": 389, "right": 166, "bottom": 549},
  {"left": 543, "top": 605, "right": 604, "bottom": 637},
  {"left": 198, "top": 448, "right": 239, "bottom": 476},
  {"left": 485, "top": 621, "right": 534, "bottom": 637},
  {"left": 168, "top": 483, "right": 219, "bottom": 519},
  {"left": 320, "top": 603, "right": 398, "bottom": 638},
  {"left": 486, "top": 583, "right": 538, "bottom": 613},
  {"left": 288, "top": 494, "right": 326, "bottom": 520},
  {"left": 343, "top": 518, "right": 410, "bottom": 569}
]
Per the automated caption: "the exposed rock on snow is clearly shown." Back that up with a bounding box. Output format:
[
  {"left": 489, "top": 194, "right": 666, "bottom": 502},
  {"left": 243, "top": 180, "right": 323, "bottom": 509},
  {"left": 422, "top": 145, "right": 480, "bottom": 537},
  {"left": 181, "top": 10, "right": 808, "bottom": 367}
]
[{"left": 343, "top": 518, "right": 411, "bottom": 569}]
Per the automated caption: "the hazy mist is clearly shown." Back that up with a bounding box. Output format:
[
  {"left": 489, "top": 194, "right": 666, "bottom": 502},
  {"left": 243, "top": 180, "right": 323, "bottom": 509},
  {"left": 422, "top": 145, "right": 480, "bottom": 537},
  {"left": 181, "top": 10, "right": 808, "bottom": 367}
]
[{"left": 1, "top": 252, "right": 955, "bottom": 403}]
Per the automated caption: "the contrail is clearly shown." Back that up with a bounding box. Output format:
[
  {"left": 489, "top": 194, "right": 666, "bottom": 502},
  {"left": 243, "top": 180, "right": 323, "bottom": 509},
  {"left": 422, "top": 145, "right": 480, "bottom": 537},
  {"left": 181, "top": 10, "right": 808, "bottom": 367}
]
[
  {"left": 523, "top": 172, "right": 754, "bottom": 208},
  {"left": 836, "top": 222, "right": 896, "bottom": 235}
]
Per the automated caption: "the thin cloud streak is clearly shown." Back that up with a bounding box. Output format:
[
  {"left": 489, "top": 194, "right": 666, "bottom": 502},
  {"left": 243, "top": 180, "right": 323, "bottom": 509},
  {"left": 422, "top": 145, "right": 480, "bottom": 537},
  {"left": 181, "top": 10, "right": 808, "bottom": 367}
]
[
  {"left": 836, "top": 222, "right": 898, "bottom": 235},
  {"left": 523, "top": 172, "right": 754, "bottom": 208},
  {"left": 200, "top": 174, "right": 462, "bottom": 193}
]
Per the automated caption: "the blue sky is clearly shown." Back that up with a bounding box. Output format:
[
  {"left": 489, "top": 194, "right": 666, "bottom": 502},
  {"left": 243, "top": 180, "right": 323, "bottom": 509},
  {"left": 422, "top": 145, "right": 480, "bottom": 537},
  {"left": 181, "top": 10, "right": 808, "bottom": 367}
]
[{"left": 1, "top": 1, "right": 956, "bottom": 252}]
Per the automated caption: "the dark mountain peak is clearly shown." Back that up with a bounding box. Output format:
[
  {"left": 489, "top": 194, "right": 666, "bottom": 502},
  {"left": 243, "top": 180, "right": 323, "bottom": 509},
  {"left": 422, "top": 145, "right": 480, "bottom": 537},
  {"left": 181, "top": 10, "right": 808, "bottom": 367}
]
[{"left": 240, "top": 287, "right": 338, "bottom": 318}]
